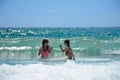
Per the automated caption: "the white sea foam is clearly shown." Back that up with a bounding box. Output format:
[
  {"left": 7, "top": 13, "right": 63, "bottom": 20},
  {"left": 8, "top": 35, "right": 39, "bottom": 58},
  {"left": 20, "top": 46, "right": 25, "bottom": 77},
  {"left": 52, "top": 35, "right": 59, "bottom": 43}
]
[
  {"left": 28, "top": 30, "right": 35, "bottom": 34},
  {"left": 73, "top": 47, "right": 86, "bottom": 51},
  {"left": 102, "top": 49, "right": 120, "bottom": 54},
  {"left": 60, "top": 38, "right": 64, "bottom": 41},
  {"left": 0, "top": 41, "right": 20, "bottom": 43},
  {"left": 0, "top": 46, "right": 32, "bottom": 50},
  {"left": 0, "top": 61, "right": 120, "bottom": 80}
]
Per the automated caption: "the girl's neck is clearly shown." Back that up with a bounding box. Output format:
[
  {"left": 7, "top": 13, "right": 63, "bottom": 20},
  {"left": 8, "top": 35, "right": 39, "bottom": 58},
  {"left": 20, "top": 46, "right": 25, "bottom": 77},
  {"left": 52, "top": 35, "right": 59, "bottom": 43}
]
[
  {"left": 43, "top": 45, "right": 48, "bottom": 51},
  {"left": 66, "top": 46, "right": 70, "bottom": 48}
]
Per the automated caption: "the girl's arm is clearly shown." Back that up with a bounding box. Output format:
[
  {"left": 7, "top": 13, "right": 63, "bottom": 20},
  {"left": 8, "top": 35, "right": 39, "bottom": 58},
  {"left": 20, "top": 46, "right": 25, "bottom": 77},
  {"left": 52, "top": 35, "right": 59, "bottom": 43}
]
[
  {"left": 59, "top": 45, "right": 65, "bottom": 52},
  {"left": 48, "top": 45, "right": 53, "bottom": 53},
  {"left": 38, "top": 47, "right": 42, "bottom": 55},
  {"left": 72, "top": 52, "right": 75, "bottom": 60}
]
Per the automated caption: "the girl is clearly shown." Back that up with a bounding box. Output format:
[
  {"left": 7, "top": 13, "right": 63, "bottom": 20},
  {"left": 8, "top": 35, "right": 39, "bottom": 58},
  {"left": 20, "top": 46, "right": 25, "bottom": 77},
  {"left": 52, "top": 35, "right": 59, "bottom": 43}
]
[
  {"left": 59, "top": 40, "right": 75, "bottom": 60},
  {"left": 38, "top": 39, "right": 52, "bottom": 59}
]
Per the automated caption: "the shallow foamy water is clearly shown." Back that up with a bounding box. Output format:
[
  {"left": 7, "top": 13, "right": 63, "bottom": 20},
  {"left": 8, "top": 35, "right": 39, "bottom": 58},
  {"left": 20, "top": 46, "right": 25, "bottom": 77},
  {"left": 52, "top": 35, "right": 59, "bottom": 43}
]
[{"left": 0, "top": 58, "right": 120, "bottom": 80}]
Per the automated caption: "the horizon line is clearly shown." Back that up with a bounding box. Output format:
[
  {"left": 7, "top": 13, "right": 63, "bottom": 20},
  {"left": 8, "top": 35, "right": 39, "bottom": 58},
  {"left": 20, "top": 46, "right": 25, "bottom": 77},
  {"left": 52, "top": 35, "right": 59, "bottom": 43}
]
[{"left": 0, "top": 26, "right": 120, "bottom": 28}]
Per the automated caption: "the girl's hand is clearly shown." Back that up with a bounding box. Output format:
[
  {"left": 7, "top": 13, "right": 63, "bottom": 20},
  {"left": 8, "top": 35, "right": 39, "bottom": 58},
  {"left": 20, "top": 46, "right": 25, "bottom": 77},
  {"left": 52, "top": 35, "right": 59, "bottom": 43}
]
[
  {"left": 51, "top": 47, "right": 53, "bottom": 50},
  {"left": 48, "top": 45, "right": 52, "bottom": 49},
  {"left": 59, "top": 45, "right": 62, "bottom": 48}
]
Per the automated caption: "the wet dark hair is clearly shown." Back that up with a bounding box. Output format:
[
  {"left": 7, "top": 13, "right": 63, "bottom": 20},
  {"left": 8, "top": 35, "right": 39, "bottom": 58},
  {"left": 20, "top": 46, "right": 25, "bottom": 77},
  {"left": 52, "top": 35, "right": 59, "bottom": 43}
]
[
  {"left": 64, "top": 40, "right": 70, "bottom": 47},
  {"left": 42, "top": 39, "right": 49, "bottom": 51}
]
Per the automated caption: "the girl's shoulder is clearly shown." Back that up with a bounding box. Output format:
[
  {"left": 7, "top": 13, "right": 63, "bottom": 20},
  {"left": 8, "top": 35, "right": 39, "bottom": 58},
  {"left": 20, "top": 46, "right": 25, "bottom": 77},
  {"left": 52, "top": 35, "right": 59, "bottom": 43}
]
[
  {"left": 65, "top": 47, "right": 72, "bottom": 51},
  {"left": 40, "top": 47, "right": 43, "bottom": 50}
]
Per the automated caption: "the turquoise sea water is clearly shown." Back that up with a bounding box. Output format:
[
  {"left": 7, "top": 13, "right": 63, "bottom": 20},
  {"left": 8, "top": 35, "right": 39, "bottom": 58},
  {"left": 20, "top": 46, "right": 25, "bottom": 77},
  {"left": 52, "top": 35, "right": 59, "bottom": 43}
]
[{"left": 0, "top": 27, "right": 120, "bottom": 80}]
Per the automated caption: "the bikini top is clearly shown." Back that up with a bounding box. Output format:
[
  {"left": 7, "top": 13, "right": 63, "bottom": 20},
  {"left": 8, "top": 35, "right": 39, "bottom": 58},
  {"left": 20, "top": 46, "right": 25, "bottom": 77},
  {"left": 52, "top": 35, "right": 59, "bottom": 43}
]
[{"left": 41, "top": 50, "right": 49, "bottom": 58}]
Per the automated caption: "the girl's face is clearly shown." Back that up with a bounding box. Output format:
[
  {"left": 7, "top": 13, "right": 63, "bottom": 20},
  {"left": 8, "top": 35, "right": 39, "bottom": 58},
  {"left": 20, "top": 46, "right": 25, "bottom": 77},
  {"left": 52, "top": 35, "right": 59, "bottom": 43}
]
[
  {"left": 64, "top": 42, "right": 67, "bottom": 46},
  {"left": 44, "top": 42, "right": 48, "bottom": 46}
]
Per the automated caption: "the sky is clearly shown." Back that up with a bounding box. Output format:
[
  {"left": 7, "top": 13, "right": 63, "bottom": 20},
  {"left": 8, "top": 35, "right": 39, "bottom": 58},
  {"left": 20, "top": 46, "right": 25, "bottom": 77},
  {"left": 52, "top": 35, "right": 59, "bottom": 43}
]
[{"left": 0, "top": 0, "right": 120, "bottom": 27}]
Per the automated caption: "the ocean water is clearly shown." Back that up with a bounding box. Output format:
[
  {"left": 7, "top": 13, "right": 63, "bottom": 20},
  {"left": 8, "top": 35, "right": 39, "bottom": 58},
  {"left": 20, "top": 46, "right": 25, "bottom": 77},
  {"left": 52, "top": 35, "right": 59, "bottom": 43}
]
[{"left": 0, "top": 27, "right": 120, "bottom": 80}]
